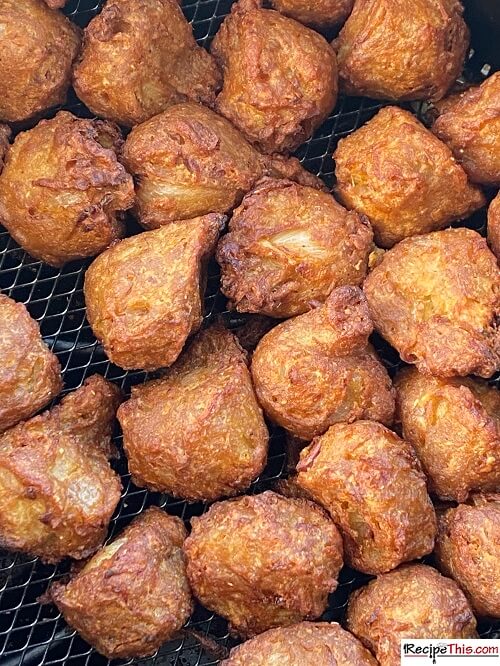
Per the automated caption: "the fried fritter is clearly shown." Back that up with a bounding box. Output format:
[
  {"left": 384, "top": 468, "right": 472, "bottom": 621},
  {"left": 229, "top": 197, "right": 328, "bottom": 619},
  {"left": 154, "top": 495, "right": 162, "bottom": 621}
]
[
  {"left": 84, "top": 214, "right": 224, "bottom": 370},
  {"left": 73, "top": 0, "right": 221, "bottom": 127},
  {"left": 0, "top": 295, "right": 62, "bottom": 434},
  {"left": 0, "top": 112, "right": 134, "bottom": 267},
  {"left": 488, "top": 191, "right": 500, "bottom": 261},
  {"left": 211, "top": 0, "right": 338, "bottom": 154},
  {"left": 334, "top": 0, "right": 469, "bottom": 101},
  {"left": 435, "top": 497, "right": 500, "bottom": 618},
  {"left": 395, "top": 367, "right": 500, "bottom": 501},
  {"left": 50, "top": 507, "right": 193, "bottom": 659},
  {"left": 217, "top": 178, "right": 373, "bottom": 318},
  {"left": 0, "top": 0, "right": 80, "bottom": 123},
  {"left": 184, "top": 491, "right": 343, "bottom": 637},
  {"left": 363, "top": 228, "right": 500, "bottom": 377},
  {"left": 251, "top": 286, "right": 395, "bottom": 440},
  {"left": 0, "top": 125, "right": 11, "bottom": 173},
  {"left": 334, "top": 107, "right": 485, "bottom": 248},
  {"left": 222, "top": 622, "right": 377, "bottom": 666},
  {"left": 432, "top": 73, "right": 500, "bottom": 186},
  {"left": 269, "top": 0, "right": 353, "bottom": 30},
  {"left": 0, "top": 375, "right": 122, "bottom": 563},
  {"left": 118, "top": 325, "right": 268, "bottom": 501},
  {"left": 347, "top": 564, "right": 478, "bottom": 666}
]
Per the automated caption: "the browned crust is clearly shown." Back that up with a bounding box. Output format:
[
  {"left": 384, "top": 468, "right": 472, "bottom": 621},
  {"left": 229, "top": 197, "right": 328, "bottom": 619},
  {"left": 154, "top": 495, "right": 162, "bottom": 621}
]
[
  {"left": 488, "top": 192, "right": 500, "bottom": 262},
  {"left": 270, "top": 0, "right": 353, "bottom": 29}
]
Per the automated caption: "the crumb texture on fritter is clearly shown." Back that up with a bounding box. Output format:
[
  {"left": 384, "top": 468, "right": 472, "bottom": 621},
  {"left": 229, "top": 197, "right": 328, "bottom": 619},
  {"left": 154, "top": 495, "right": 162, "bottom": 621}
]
[
  {"left": 488, "top": 192, "right": 500, "bottom": 261},
  {"left": 270, "top": 0, "right": 353, "bottom": 29}
]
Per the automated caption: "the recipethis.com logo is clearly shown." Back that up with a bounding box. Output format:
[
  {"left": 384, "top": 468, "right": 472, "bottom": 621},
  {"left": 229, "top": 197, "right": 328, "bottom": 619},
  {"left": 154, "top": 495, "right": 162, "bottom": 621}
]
[{"left": 401, "top": 640, "right": 500, "bottom": 665}]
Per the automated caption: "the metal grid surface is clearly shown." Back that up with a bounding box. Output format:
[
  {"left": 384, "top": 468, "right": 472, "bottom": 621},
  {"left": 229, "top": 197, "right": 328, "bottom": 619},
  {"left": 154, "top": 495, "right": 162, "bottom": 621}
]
[{"left": 1, "top": 1, "right": 499, "bottom": 664}]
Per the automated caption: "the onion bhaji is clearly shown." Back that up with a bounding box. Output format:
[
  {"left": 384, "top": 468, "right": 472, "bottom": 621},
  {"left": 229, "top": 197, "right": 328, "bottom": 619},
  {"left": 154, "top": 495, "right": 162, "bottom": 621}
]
[
  {"left": 217, "top": 178, "right": 373, "bottom": 318},
  {"left": 0, "top": 112, "right": 134, "bottom": 267},
  {"left": 363, "top": 228, "right": 500, "bottom": 378},
  {"left": 118, "top": 325, "right": 268, "bottom": 501},
  {"left": 251, "top": 286, "right": 395, "bottom": 440},
  {"left": 270, "top": 0, "right": 353, "bottom": 30},
  {"left": 432, "top": 73, "right": 500, "bottom": 186},
  {"left": 73, "top": 0, "right": 221, "bottom": 127},
  {"left": 0, "top": 0, "right": 80, "bottom": 123},
  {"left": 333, "top": 0, "right": 469, "bottom": 101},
  {"left": 334, "top": 106, "right": 485, "bottom": 248},
  {"left": 396, "top": 367, "right": 500, "bottom": 501},
  {"left": 0, "top": 124, "right": 11, "bottom": 174},
  {"left": 184, "top": 491, "right": 343, "bottom": 637},
  {"left": 347, "top": 564, "right": 478, "bottom": 666},
  {"left": 211, "top": 0, "right": 338, "bottom": 154},
  {"left": 222, "top": 622, "right": 377, "bottom": 666},
  {"left": 0, "top": 375, "right": 122, "bottom": 563},
  {"left": 51, "top": 507, "right": 193, "bottom": 659},
  {"left": 0, "top": 294, "right": 62, "bottom": 434},
  {"left": 84, "top": 214, "right": 224, "bottom": 370},
  {"left": 488, "top": 191, "right": 500, "bottom": 261}
]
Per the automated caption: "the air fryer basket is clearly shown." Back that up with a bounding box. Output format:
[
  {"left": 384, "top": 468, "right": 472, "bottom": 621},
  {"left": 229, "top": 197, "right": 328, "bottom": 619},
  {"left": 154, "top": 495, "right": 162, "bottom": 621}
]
[{"left": 0, "top": 1, "right": 499, "bottom": 664}]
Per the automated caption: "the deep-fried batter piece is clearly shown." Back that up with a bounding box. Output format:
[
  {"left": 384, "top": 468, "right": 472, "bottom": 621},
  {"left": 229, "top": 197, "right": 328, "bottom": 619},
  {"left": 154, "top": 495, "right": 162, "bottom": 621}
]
[
  {"left": 435, "top": 497, "right": 500, "bottom": 618},
  {"left": 364, "top": 228, "right": 500, "bottom": 378},
  {"left": 217, "top": 178, "right": 373, "bottom": 318},
  {"left": 0, "top": 295, "right": 62, "bottom": 434},
  {"left": 432, "top": 73, "right": 500, "bottom": 186},
  {"left": 396, "top": 367, "right": 500, "bottom": 501},
  {"left": 0, "top": 376, "right": 122, "bottom": 563},
  {"left": 184, "top": 491, "right": 343, "bottom": 637},
  {"left": 222, "top": 622, "right": 377, "bottom": 666},
  {"left": 334, "top": 0, "right": 469, "bottom": 101},
  {"left": 84, "top": 214, "right": 224, "bottom": 370},
  {"left": 118, "top": 325, "right": 268, "bottom": 501},
  {"left": 73, "top": 0, "right": 221, "bottom": 127},
  {"left": 296, "top": 421, "right": 436, "bottom": 574},
  {"left": 334, "top": 107, "right": 485, "bottom": 248},
  {"left": 0, "top": 112, "right": 134, "bottom": 267},
  {"left": 0, "top": 0, "right": 80, "bottom": 123},
  {"left": 45, "top": 0, "right": 67, "bottom": 7},
  {"left": 269, "top": 0, "right": 353, "bottom": 30},
  {"left": 347, "top": 564, "right": 478, "bottom": 666},
  {"left": 50, "top": 508, "right": 193, "bottom": 659},
  {"left": 251, "top": 286, "right": 395, "bottom": 440},
  {"left": 0, "top": 125, "right": 11, "bottom": 173},
  {"left": 211, "top": 0, "right": 338, "bottom": 154},
  {"left": 488, "top": 192, "right": 500, "bottom": 261}
]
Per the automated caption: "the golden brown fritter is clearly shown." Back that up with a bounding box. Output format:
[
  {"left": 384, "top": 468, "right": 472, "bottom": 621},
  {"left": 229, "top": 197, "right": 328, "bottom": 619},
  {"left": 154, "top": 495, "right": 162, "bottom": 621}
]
[
  {"left": 347, "top": 564, "right": 478, "bottom": 666},
  {"left": 334, "top": 107, "right": 485, "bottom": 248},
  {"left": 184, "top": 491, "right": 343, "bottom": 637},
  {"left": 0, "top": 295, "right": 62, "bottom": 434},
  {"left": 84, "top": 214, "right": 224, "bottom": 371},
  {"left": 396, "top": 367, "right": 500, "bottom": 501},
  {"left": 211, "top": 0, "right": 338, "bottom": 154},
  {"left": 251, "top": 286, "right": 395, "bottom": 440},
  {"left": 269, "top": 0, "right": 353, "bottom": 30},
  {"left": 50, "top": 507, "right": 193, "bottom": 659},
  {"left": 0, "top": 112, "right": 134, "bottom": 267},
  {"left": 217, "top": 178, "right": 373, "bottom": 318},
  {"left": 118, "top": 325, "right": 268, "bottom": 501},
  {"left": 0, "top": 124, "right": 11, "bottom": 173},
  {"left": 222, "top": 622, "right": 377, "bottom": 666},
  {"left": 334, "top": 0, "right": 469, "bottom": 101},
  {"left": 0, "top": 375, "right": 122, "bottom": 563},
  {"left": 488, "top": 192, "right": 500, "bottom": 261},
  {"left": 73, "top": 0, "right": 221, "bottom": 127},
  {"left": 435, "top": 497, "right": 500, "bottom": 618},
  {"left": 364, "top": 228, "right": 500, "bottom": 378},
  {"left": 432, "top": 73, "right": 500, "bottom": 186},
  {"left": 45, "top": 0, "right": 67, "bottom": 7},
  {"left": 0, "top": 0, "right": 80, "bottom": 123}
]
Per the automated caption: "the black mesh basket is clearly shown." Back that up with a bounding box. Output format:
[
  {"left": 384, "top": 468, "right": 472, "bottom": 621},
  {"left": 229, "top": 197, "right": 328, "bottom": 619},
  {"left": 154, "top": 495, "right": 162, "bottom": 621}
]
[{"left": 0, "top": 1, "right": 499, "bottom": 665}]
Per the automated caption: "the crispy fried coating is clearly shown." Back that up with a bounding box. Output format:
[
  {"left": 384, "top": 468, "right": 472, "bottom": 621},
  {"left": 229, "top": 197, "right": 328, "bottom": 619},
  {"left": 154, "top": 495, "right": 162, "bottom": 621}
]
[
  {"left": 84, "top": 214, "right": 224, "bottom": 370},
  {"left": 0, "top": 295, "right": 62, "bottom": 434},
  {"left": 45, "top": 0, "right": 67, "bottom": 7},
  {"left": 0, "top": 0, "right": 80, "bottom": 123},
  {"left": 334, "top": 107, "right": 485, "bottom": 248},
  {"left": 0, "top": 112, "right": 134, "bottom": 267},
  {"left": 432, "top": 73, "right": 500, "bottom": 186},
  {"left": 222, "top": 622, "right": 377, "bottom": 666},
  {"left": 488, "top": 192, "right": 500, "bottom": 261},
  {"left": 334, "top": 0, "right": 469, "bottom": 101},
  {"left": 118, "top": 325, "right": 268, "bottom": 501},
  {"left": 211, "top": 0, "right": 338, "bottom": 154},
  {"left": 0, "top": 375, "right": 122, "bottom": 563},
  {"left": 0, "top": 125, "right": 11, "bottom": 173},
  {"left": 251, "top": 286, "right": 395, "bottom": 440},
  {"left": 184, "top": 491, "right": 343, "bottom": 637},
  {"left": 217, "top": 178, "right": 373, "bottom": 318},
  {"left": 364, "top": 228, "right": 500, "bottom": 378},
  {"left": 50, "top": 508, "right": 193, "bottom": 659},
  {"left": 270, "top": 0, "right": 353, "bottom": 29}
]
